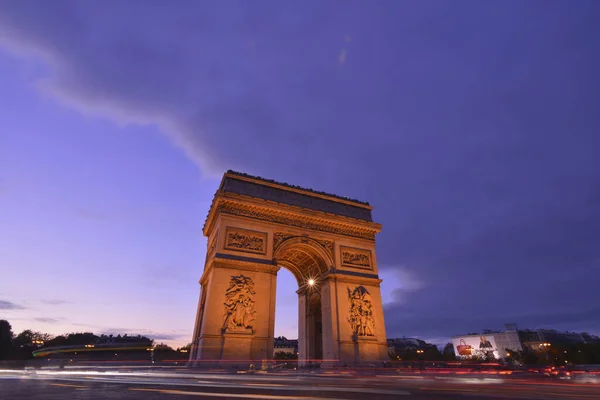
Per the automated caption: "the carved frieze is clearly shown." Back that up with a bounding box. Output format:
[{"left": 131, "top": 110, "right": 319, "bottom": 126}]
[
  {"left": 340, "top": 246, "right": 372, "bottom": 269},
  {"left": 215, "top": 201, "right": 376, "bottom": 241},
  {"left": 273, "top": 232, "right": 294, "bottom": 251},
  {"left": 222, "top": 275, "right": 256, "bottom": 332},
  {"left": 273, "top": 232, "right": 334, "bottom": 261},
  {"left": 224, "top": 227, "right": 267, "bottom": 255},
  {"left": 347, "top": 286, "right": 375, "bottom": 337},
  {"left": 314, "top": 238, "right": 334, "bottom": 260}
]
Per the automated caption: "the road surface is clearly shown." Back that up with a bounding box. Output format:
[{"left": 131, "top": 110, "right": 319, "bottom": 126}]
[{"left": 1, "top": 368, "right": 599, "bottom": 399}]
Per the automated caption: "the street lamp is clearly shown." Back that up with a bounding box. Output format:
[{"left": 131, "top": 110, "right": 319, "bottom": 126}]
[{"left": 308, "top": 279, "right": 315, "bottom": 286}]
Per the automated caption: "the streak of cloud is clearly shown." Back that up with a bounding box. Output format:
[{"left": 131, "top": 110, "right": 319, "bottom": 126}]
[{"left": 0, "top": 300, "right": 25, "bottom": 310}]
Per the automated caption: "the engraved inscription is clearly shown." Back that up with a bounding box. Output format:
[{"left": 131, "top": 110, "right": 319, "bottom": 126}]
[
  {"left": 224, "top": 227, "right": 267, "bottom": 254},
  {"left": 341, "top": 246, "right": 372, "bottom": 269},
  {"left": 347, "top": 286, "right": 375, "bottom": 337},
  {"left": 222, "top": 275, "right": 256, "bottom": 332}
]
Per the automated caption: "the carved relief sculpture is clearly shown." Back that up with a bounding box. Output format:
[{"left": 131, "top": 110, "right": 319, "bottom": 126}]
[
  {"left": 216, "top": 202, "right": 376, "bottom": 241},
  {"left": 273, "top": 232, "right": 295, "bottom": 251},
  {"left": 273, "top": 232, "right": 334, "bottom": 261},
  {"left": 222, "top": 275, "right": 256, "bottom": 332},
  {"left": 314, "top": 238, "right": 334, "bottom": 260},
  {"left": 341, "top": 246, "right": 372, "bottom": 269},
  {"left": 224, "top": 227, "right": 267, "bottom": 254},
  {"left": 347, "top": 286, "right": 375, "bottom": 337}
]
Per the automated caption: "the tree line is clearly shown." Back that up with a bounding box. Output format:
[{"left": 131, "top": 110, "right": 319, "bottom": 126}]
[{"left": 0, "top": 320, "right": 190, "bottom": 360}]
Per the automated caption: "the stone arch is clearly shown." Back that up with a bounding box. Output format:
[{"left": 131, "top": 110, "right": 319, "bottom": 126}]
[
  {"left": 273, "top": 237, "right": 333, "bottom": 365},
  {"left": 273, "top": 237, "right": 333, "bottom": 287},
  {"left": 189, "top": 171, "right": 387, "bottom": 368}
]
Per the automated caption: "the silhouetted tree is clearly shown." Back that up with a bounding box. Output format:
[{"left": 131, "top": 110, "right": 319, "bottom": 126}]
[
  {"left": 421, "top": 347, "right": 441, "bottom": 361},
  {"left": 443, "top": 343, "right": 456, "bottom": 361},
  {"left": 0, "top": 320, "right": 14, "bottom": 360},
  {"left": 176, "top": 343, "right": 192, "bottom": 352},
  {"left": 63, "top": 332, "right": 98, "bottom": 345},
  {"left": 13, "top": 330, "right": 53, "bottom": 359},
  {"left": 154, "top": 343, "right": 175, "bottom": 352},
  {"left": 45, "top": 335, "right": 67, "bottom": 347},
  {"left": 13, "top": 330, "right": 53, "bottom": 346},
  {"left": 520, "top": 347, "right": 542, "bottom": 365}
]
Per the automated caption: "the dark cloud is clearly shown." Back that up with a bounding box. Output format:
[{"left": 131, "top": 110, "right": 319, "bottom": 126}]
[
  {"left": 33, "top": 317, "right": 62, "bottom": 323},
  {"left": 1, "top": 1, "right": 599, "bottom": 339},
  {"left": 0, "top": 300, "right": 25, "bottom": 310},
  {"left": 40, "top": 299, "right": 71, "bottom": 305}
]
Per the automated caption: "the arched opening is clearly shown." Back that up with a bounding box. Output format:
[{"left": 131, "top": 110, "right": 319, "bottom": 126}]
[
  {"left": 274, "top": 267, "right": 298, "bottom": 339},
  {"left": 274, "top": 238, "right": 332, "bottom": 367}
]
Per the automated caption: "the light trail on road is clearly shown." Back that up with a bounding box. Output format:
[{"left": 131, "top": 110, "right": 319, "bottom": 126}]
[
  {"left": 2, "top": 367, "right": 600, "bottom": 399},
  {"left": 129, "top": 387, "right": 346, "bottom": 399}
]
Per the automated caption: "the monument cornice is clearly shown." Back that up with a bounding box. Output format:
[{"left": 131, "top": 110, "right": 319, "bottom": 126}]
[
  {"left": 199, "top": 253, "right": 280, "bottom": 285},
  {"left": 326, "top": 273, "right": 383, "bottom": 287},
  {"left": 212, "top": 255, "right": 280, "bottom": 275},
  {"left": 224, "top": 170, "right": 374, "bottom": 210},
  {"left": 203, "top": 194, "right": 381, "bottom": 241}
]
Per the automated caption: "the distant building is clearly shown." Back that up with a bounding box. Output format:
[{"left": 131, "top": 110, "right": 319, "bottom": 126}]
[
  {"left": 273, "top": 337, "right": 298, "bottom": 356},
  {"left": 387, "top": 337, "right": 437, "bottom": 355},
  {"left": 519, "top": 329, "right": 600, "bottom": 351},
  {"left": 452, "top": 323, "right": 600, "bottom": 361},
  {"left": 452, "top": 324, "right": 523, "bottom": 361}
]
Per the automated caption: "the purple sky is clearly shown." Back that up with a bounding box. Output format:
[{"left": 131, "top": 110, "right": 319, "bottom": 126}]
[{"left": 1, "top": 1, "right": 599, "bottom": 348}]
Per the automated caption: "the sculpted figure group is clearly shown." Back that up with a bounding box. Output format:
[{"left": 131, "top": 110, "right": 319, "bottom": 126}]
[
  {"left": 347, "top": 286, "right": 376, "bottom": 337},
  {"left": 222, "top": 275, "right": 256, "bottom": 331}
]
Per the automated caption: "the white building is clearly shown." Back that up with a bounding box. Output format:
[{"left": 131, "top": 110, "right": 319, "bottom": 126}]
[{"left": 452, "top": 324, "right": 523, "bottom": 360}]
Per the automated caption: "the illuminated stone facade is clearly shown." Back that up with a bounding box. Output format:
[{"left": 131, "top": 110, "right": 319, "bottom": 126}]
[{"left": 189, "top": 171, "right": 387, "bottom": 367}]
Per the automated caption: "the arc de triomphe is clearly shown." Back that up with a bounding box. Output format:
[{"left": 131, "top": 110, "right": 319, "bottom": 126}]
[{"left": 189, "top": 171, "right": 387, "bottom": 367}]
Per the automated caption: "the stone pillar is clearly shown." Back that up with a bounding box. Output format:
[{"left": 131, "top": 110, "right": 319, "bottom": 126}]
[
  {"left": 334, "top": 278, "right": 388, "bottom": 365},
  {"left": 266, "top": 272, "right": 277, "bottom": 362},
  {"left": 188, "top": 283, "right": 206, "bottom": 365},
  {"left": 297, "top": 290, "right": 308, "bottom": 367},
  {"left": 319, "top": 278, "right": 339, "bottom": 367},
  {"left": 307, "top": 299, "right": 319, "bottom": 363},
  {"left": 192, "top": 259, "right": 278, "bottom": 368}
]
